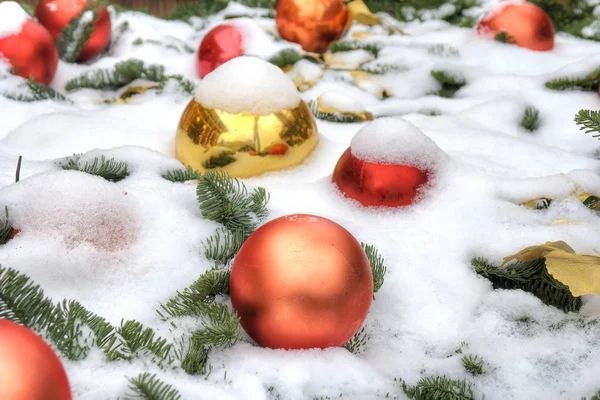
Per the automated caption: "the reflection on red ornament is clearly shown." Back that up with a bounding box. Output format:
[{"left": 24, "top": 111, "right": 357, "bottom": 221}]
[
  {"left": 477, "top": 1, "right": 554, "bottom": 51},
  {"left": 197, "top": 24, "right": 244, "bottom": 79},
  {"left": 332, "top": 148, "right": 429, "bottom": 207},
  {"left": 35, "top": 0, "right": 112, "bottom": 62},
  {"left": 0, "top": 20, "right": 59, "bottom": 85}
]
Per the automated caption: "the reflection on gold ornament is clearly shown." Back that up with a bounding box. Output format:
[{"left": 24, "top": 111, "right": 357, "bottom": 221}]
[{"left": 176, "top": 99, "right": 318, "bottom": 178}]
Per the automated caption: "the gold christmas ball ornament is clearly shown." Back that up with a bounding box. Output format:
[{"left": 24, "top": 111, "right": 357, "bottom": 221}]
[{"left": 176, "top": 56, "right": 318, "bottom": 178}]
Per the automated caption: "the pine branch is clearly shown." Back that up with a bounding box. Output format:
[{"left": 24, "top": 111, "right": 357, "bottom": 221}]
[
  {"left": 358, "top": 64, "right": 406, "bottom": 75},
  {"left": 156, "top": 75, "right": 196, "bottom": 95},
  {"left": 180, "top": 338, "right": 211, "bottom": 375},
  {"left": 158, "top": 267, "right": 231, "bottom": 320},
  {"left": 133, "top": 38, "right": 194, "bottom": 54},
  {"left": 2, "top": 77, "right": 70, "bottom": 103},
  {"left": 426, "top": 44, "right": 460, "bottom": 58},
  {"left": 544, "top": 66, "right": 600, "bottom": 91},
  {"left": 472, "top": 257, "right": 582, "bottom": 313},
  {"left": 461, "top": 355, "right": 485, "bottom": 376},
  {"left": 0, "top": 206, "right": 16, "bottom": 245},
  {"left": 574, "top": 109, "right": 600, "bottom": 137},
  {"left": 21, "top": 2, "right": 34, "bottom": 16},
  {"left": 329, "top": 41, "right": 380, "bottom": 57},
  {"left": 196, "top": 170, "right": 270, "bottom": 234},
  {"left": 361, "top": 243, "right": 387, "bottom": 296},
  {"left": 581, "top": 390, "right": 600, "bottom": 400},
  {"left": 430, "top": 70, "right": 466, "bottom": 98},
  {"left": 168, "top": 0, "right": 273, "bottom": 21},
  {"left": 101, "top": 20, "right": 130, "bottom": 57},
  {"left": 308, "top": 100, "right": 365, "bottom": 123},
  {"left": 162, "top": 166, "right": 202, "bottom": 183},
  {"left": 204, "top": 228, "right": 245, "bottom": 265},
  {"left": 60, "top": 155, "right": 130, "bottom": 182},
  {"left": 494, "top": 31, "right": 516, "bottom": 44},
  {"left": 521, "top": 106, "right": 540, "bottom": 131},
  {"left": 344, "top": 326, "right": 370, "bottom": 354},
  {"left": 400, "top": 376, "right": 476, "bottom": 400},
  {"left": 57, "top": 9, "right": 98, "bottom": 63},
  {"left": 116, "top": 320, "right": 175, "bottom": 365},
  {"left": 268, "top": 49, "right": 303, "bottom": 68},
  {"left": 65, "top": 59, "right": 166, "bottom": 91},
  {"left": 125, "top": 373, "right": 182, "bottom": 400},
  {"left": 529, "top": 0, "right": 600, "bottom": 42}
]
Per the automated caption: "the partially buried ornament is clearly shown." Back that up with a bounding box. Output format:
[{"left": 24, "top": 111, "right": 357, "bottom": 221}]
[
  {"left": 477, "top": 0, "right": 554, "bottom": 51},
  {"left": 0, "top": 2, "right": 58, "bottom": 85},
  {"left": 276, "top": 0, "right": 349, "bottom": 54},
  {"left": 176, "top": 56, "right": 318, "bottom": 178},
  {"left": 35, "top": 0, "right": 111, "bottom": 62},
  {"left": 230, "top": 214, "right": 373, "bottom": 350},
  {"left": 332, "top": 118, "right": 444, "bottom": 207},
  {"left": 0, "top": 319, "right": 72, "bottom": 400}
]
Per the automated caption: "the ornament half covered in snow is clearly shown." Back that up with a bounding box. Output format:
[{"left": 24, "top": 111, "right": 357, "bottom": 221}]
[
  {"left": 332, "top": 118, "right": 444, "bottom": 207},
  {"left": 35, "top": 0, "right": 112, "bottom": 62},
  {"left": 476, "top": 0, "right": 554, "bottom": 51},
  {"left": 276, "top": 0, "right": 349, "bottom": 54},
  {"left": 0, "top": 1, "right": 59, "bottom": 85},
  {"left": 230, "top": 214, "right": 373, "bottom": 350},
  {"left": 176, "top": 56, "right": 318, "bottom": 178}
]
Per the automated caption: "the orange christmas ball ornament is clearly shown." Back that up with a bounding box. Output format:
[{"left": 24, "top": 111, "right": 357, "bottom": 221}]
[
  {"left": 477, "top": 0, "right": 554, "bottom": 51},
  {"left": 0, "top": 2, "right": 59, "bottom": 85},
  {"left": 35, "top": 0, "right": 111, "bottom": 62},
  {"left": 276, "top": 0, "right": 349, "bottom": 54},
  {"left": 0, "top": 319, "right": 72, "bottom": 400},
  {"left": 230, "top": 214, "right": 373, "bottom": 350}
]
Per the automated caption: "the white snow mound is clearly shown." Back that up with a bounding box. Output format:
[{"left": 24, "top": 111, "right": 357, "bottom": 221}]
[
  {"left": 318, "top": 90, "right": 366, "bottom": 114},
  {"left": 350, "top": 117, "right": 445, "bottom": 169},
  {"left": 194, "top": 56, "right": 301, "bottom": 115},
  {"left": 0, "top": 2, "right": 29, "bottom": 39}
]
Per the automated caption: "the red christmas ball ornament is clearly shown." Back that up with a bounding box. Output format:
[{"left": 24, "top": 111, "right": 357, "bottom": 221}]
[
  {"left": 0, "top": 319, "right": 72, "bottom": 400},
  {"left": 35, "top": 0, "right": 111, "bottom": 62},
  {"left": 332, "top": 118, "right": 444, "bottom": 208},
  {"left": 477, "top": 0, "right": 554, "bottom": 51},
  {"left": 276, "top": 0, "right": 349, "bottom": 54},
  {"left": 0, "top": 2, "right": 58, "bottom": 85},
  {"left": 230, "top": 214, "right": 373, "bottom": 350},
  {"left": 197, "top": 24, "right": 244, "bottom": 79}
]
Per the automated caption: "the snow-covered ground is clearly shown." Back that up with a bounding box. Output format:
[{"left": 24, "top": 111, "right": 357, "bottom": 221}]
[{"left": 1, "top": 2, "right": 600, "bottom": 399}]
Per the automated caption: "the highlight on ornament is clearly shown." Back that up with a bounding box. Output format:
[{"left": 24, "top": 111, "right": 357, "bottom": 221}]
[
  {"left": 476, "top": 0, "right": 555, "bottom": 51},
  {"left": 35, "top": 0, "right": 112, "bottom": 62},
  {"left": 229, "top": 214, "right": 373, "bottom": 350},
  {"left": 0, "top": 1, "right": 59, "bottom": 85},
  {"left": 0, "top": 319, "right": 72, "bottom": 400},
  {"left": 275, "top": 0, "right": 349, "bottom": 54},
  {"left": 176, "top": 56, "right": 319, "bottom": 179},
  {"left": 332, "top": 117, "right": 445, "bottom": 207}
]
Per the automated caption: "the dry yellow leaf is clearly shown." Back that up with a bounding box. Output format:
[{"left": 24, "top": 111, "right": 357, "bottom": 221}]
[
  {"left": 346, "top": 0, "right": 381, "bottom": 26},
  {"left": 545, "top": 250, "right": 600, "bottom": 296},
  {"left": 501, "top": 241, "right": 575, "bottom": 266},
  {"left": 352, "top": 31, "right": 376, "bottom": 40}
]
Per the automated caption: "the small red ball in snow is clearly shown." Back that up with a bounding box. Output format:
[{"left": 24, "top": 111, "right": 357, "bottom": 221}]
[{"left": 197, "top": 24, "right": 245, "bottom": 79}]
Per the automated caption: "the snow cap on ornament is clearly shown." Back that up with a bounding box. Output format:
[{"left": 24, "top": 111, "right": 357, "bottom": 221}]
[
  {"left": 0, "top": 1, "right": 59, "bottom": 85},
  {"left": 176, "top": 56, "right": 318, "bottom": 178},
  {"left": 333, "top": 117, "right": 445, "bottom": 207}
]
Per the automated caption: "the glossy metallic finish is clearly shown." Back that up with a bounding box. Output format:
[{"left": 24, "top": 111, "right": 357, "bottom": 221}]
[
  {"left": 176, "top": 99, "right": 319, "bottom": 178},
  {"left": 230, "top": 214, "right": 373, "bottom": 350},
  {"left": 275, "top": 0, "right": 349, "bottom": 54}
]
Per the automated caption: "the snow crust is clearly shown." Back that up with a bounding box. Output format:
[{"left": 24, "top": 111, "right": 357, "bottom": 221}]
[
  {"left": 0, "top": 2, "right": 29, "bottom": 39},
  {"left": 318, "top": 90, "right": 366, "bottom": 114},
  {"left": 194, "top": 56, "right": 301, "bottom": 115}
]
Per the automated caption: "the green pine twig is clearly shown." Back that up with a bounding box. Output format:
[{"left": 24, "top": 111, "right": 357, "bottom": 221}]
[
  {"left": 117, "top": 320, "right": 175, "bottom": 365},
  {"left": 544, "top": 67, "right": 599, "bottom": 91},
  {"left": 268, "top": 49, "right": 303, "bottom": 68},
  {"left": 329, "top": 41, "right": 380, "bottom": 57},
  {"left": 125, "top": 373, "right": 182, "bottom": 400},
  {"left": 60, "top": 155, "right": 130, "bottom": 182},
  {"left": 133, "top": 37, "right": 194, "bottom": 54},
  {"left": 57, "top": 10, "right": 98, "bottom": 63},
  {"left": 581, "top": 390, "right": 600, "bottom": 400},
  {"left": 472, "top": 257, "right": 582, "bottom": 313},
  {"left": 430, "top": 70, "right": 466, "bottom": 98},
  {"left": 344, "top": 326, "right": 370, "bottom": 354},
  {"left": 521, "top": 106, "right": 540, "bottom": 131},
  {"left": 157, "top": 75, "right": 196, "bottom": 95},
  {"left": 65, "top": 59, "right": 166, "bottom": 91},
  {"left": 168, "top": 0, "right": 273, "bottom": 21},
  {"left": 2, "top": 77, "right": 70, "bottom": 103},
  {"left": 461, "top": 355, "right": 485, "bottom": 376},
  {"left": 204, "top": 228, "right": 245, "bottom": 266},
  {"left": 574, "top": 109, "right": 600, "bottom": 138},
  {"left": 400, "top": 376, "right": 476, "bottom": 400},
  {"left": 361, "top": 243, "right": 387, "bottom": 297},
  {"left": 308, "top": 100, "right": 364, "bottom": 123},
  {"left": 426, "top": 44, "right": 460, "bottom": 58},
  {"left": 0, "top": 206, "right": 16, "bottom": 245},
  {"left": 358, "top": 64, "right": 406, "bottom": 75},
  {"left": 494, "top": 31, "right": 516, "bottom": 44},
  {"left": 162, "top": 166, "right": 202, "bottom": 182}
]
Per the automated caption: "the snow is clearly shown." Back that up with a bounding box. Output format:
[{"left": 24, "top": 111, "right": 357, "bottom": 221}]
[
  {"left": 194, "top": 55, "right": 301, "bottom": 115},
  {"left": 318, "top": 90, "right": 366, "bottom": 114},
  {"left": 0, "top": 1, "right": 29, "bottom": 39},
  {"left": 1, "top": 1, "right": 600, "bottom": 399}
]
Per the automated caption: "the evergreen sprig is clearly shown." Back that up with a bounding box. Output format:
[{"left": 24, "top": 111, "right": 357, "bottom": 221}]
[
  {"left": 196, "top": 170, "right": 270, "bottom": 234},
  {"left": 329, "top": 41, "right": 381, "bottom": 57},
  {"left": 472, "top": 257, "right": 582, "bottom": 313},
  {"left": 344, "top": 326, "right": 370, "bottom": 354},
  {"left": 544, "top": 67, "right": 600, "bottom": 91},
  {"left": 117, "top": 320, "right": 175, "bottom": 365},
  {"left": 400, "top": 376, "right": 476, "bottom": 400},
  {"left": 361, "top": 243, "right": 387, "bottom": 296},
  {"left": 461, "top": 355, "right": 485, "bottom": 376},
  {"left": 574, "top": 109, "right": 600, "bottom": 137},
  {"left": 521, "top": 106, "right": 540, "bottom": 131},
  {"left": 308, "top": 100, "right": 364, "bottom": 123},
  {"left": 430, "top": 70, "right": 466, "bottom": 98},
  {"left": 125, "top": 373, "right": 182, "bottom": 400},
  {"left": 494, "top": 31, "right": 516, "bottom": 44},
  {"left": 529, "top": 0, "right": 600, "bottom": 42},
  {"left": 162, "top": 166, "right": 202, "bottom": 182},
  {"left": 426, "top": 44, "right": 460, "bottom": 58},
  {"left": 168, "top": 0, "right": 273, "bottom": 22},
  {"left": 57, "top": 9, "right": 98, "bottom": 62},
  {"left": 65, "top": 59, "right": 166, "bottom": 91},
  {"left": 358, "top": 64, "right": 406, "bottom": 75},
  {"left": 204, "top": 228, "right": 245, "bottom": 266},
  {"left": 2, "top": 77, "right": 70, "bottom": 103},
  {"left": 0, "top": 206, "right": 15, "bottom": 245},
  {"left": 581, "top": 390, "right": 600, "bottom": 400},
  {"left": 60, "top": 156, "right": 130, "bottom": 182},
  {"left": 156, "top": 75, "right": 195, "bottom": 95},
  {"left": 133, "top": 38, "right": 195, "bottom": 54},
  {"left": 268, "top": 49, "right": 303, "bottom": 68}
]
